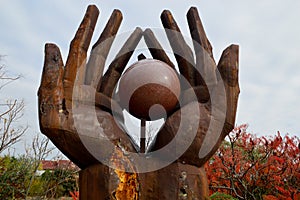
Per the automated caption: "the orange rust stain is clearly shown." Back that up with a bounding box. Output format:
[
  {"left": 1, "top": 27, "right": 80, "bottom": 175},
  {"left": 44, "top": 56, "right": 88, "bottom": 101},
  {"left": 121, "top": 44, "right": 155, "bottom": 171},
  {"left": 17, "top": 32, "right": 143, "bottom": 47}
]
[{"left": 111, "top": 148, "right": 139, "bottom": 200}]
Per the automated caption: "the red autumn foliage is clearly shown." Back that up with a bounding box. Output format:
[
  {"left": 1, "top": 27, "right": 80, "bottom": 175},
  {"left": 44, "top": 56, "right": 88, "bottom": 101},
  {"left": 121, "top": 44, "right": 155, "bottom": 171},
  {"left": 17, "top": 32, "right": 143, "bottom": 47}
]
[
  {"left": 205, "top": 124, "right": 300, "bottom": 199},
  {"left": 70, "top": 191, "right": 79, "bottom": 200}
]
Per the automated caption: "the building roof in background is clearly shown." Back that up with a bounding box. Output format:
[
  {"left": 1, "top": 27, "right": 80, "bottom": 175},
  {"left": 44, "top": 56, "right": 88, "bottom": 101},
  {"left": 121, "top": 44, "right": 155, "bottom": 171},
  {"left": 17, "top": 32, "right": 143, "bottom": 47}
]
[{"left": 41, "top": 160, "right": 79, "bottom": 171}]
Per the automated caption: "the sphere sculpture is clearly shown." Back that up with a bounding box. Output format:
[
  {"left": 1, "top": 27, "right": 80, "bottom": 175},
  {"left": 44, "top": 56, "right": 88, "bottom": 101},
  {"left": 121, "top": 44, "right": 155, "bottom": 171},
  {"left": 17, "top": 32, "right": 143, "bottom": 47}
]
[{"left": 119, "top": 59, "right": 180, "bottom": 120}]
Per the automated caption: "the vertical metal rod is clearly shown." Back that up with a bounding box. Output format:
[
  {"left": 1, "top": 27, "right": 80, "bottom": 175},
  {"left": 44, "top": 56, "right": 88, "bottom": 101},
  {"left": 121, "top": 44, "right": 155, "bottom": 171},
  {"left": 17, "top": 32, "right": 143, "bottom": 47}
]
[
  {"left": 138, "top": 53, "right": 147, "bottom": 153},
  {"left": 140, "top": 119, "right": 146, "bottom": 153}
]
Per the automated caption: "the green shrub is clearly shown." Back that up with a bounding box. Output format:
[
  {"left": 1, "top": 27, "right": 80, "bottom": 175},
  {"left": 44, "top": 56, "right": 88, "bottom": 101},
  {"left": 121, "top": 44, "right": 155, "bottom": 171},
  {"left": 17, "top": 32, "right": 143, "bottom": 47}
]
[
  {"left": 0, "top": 156, "right": 78, "bottom": 199},
  {"left": 210, "top": 192, "right": 238, "bottom": 200}
]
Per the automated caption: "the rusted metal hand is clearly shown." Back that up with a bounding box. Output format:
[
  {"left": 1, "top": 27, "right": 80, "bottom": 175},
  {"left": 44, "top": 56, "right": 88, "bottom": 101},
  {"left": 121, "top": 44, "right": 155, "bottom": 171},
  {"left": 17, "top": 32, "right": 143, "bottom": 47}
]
[
  {"left": 145, "top": 7, "right": 240, "bottom": 168},
  {"left": 38, "top": 5, "right": 143, "bottom": 169},
  {"left": 139, "top": 7, "right": 239, "bottom": 199}
]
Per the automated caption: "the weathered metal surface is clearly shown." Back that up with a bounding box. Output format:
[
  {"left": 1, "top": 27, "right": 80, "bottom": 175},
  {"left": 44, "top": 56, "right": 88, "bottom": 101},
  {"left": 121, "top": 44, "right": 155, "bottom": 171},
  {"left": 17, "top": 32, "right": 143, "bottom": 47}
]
[
  {"left": 98, "top": 27, "right": 143, "bottom": 97},
  {"left": 38, "top": 5, "right": 137, "bottom": 170},
  {"left": 80, "top": 157, "right": 209, "bottom": 200},
  {"left": 143, "top": 28, "right": 176, "bottom": 69},
  {"left": 119, "top": 59, "right": 180, "bottom": 120},
  {"left": 85, "top": 9, "right": 123, "bottom": 86},
  {"left": 161, "top": 10, "right": 196, "bottom": 88},
  {"left": 38, "top": 4, "right": 240, "bottom": 200}
]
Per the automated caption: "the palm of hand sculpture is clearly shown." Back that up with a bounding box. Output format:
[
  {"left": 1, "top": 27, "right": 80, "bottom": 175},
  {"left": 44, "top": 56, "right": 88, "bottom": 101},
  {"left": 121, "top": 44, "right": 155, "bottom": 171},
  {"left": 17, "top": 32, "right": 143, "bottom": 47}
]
[{"left": 38, "top": 5, "right": 239, "bottom": 200}]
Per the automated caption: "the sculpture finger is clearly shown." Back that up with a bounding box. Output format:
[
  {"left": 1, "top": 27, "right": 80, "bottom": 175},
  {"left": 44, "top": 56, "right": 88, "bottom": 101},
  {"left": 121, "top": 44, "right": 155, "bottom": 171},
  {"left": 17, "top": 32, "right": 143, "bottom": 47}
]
[
  {"left": 187, "top": 7, "right": 217, "bottom": 88},
  {"left": 197, "top": 44, "right": 240, "bottom": 165},
  {"left": 187, "top": 7, "right": 214, "bottom": 62},
  {"left": 63, "top": 5, "right": 99, "bottom": 109},
  {"left": 85, "top": 9, "right": 123, "bottom": 87},
  {"left": 217, "top": 44, "right": 239, "bottom": 129},
  {"left": 160, "top": 10, "right": 196, "bottom": 87},
  {"left": 38, "top": 43, "right": 65, "bottom": 128},
  {"left": 181, "top": 85, "right": 210, "bottom": 104},
  {"left": 143, "top": 28, "right": 175, "bottom": 69},
  {"left": 98, "top": 27, "right": 143, "bottom": 97}
]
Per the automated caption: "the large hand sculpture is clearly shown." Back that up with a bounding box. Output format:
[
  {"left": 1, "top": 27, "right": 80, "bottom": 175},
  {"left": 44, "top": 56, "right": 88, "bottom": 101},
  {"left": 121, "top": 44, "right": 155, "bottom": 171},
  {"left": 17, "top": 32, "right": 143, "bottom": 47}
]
[{"left": 38, "top": 5, "right": 239, "bottom": 200}]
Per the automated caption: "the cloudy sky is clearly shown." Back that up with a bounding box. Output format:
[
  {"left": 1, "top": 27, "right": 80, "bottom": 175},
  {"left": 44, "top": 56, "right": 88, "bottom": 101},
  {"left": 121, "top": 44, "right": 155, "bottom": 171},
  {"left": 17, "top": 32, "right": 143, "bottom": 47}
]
[{"left": 1, "top": 1, "right": 299, "bottom": 154}]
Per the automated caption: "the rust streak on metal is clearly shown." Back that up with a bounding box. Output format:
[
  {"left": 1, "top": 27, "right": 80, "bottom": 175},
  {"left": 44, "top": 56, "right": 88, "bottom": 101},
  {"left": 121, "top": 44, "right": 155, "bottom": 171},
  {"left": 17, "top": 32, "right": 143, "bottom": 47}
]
[{"left": 110, "top": 149, "right": 139, "bottom": 200}]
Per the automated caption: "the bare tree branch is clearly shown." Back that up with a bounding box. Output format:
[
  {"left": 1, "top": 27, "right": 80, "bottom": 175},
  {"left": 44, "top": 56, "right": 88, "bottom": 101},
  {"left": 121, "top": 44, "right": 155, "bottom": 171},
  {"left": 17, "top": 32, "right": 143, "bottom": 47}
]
[
  {"left": 25, "top": 134, "right": 55, "bottom": 198},
  {"left": 0, "top": 65, "right": 21, "bottom": 90},
  {"left": 0, "top": 99, "right": 27, "bottom": 154},
  {"left": 0, "top": 59, "right": 27, "bottom": 154}
]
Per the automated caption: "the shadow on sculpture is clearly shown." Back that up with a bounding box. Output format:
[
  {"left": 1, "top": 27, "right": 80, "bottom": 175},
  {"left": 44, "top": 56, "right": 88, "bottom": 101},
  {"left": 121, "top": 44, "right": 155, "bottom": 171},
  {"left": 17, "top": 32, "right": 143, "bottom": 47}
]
[{"left": 38, "top": 4, "right": 239, "bottom": 200}]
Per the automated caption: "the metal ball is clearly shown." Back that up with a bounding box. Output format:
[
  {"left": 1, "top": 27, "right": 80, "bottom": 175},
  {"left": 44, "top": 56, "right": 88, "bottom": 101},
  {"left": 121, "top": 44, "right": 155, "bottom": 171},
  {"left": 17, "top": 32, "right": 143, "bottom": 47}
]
[{"left": 119, "top": 59, "right": 180, "bottom": 120}]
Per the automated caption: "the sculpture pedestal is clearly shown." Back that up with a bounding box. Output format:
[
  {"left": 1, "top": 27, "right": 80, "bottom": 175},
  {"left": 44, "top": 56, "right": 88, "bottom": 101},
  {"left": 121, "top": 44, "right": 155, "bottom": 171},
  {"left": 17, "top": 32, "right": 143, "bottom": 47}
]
[
  {"left": 79, "top": 163, "right": 209, "bottom": 200},
  {"left": 79, "top": 164, "right": 111, "bottom": 199}
]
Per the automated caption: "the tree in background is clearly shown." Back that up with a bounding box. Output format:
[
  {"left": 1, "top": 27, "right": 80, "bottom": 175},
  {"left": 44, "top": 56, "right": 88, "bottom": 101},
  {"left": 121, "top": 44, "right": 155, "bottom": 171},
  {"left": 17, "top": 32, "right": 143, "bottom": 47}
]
[
  {"left": 24, "top": 135, "right": 55, "bottom": 198},
  {"left": 40, "top": 164, "right": 79, "bottom": 198},
  {"left": 0, "top": 134, "right": 52, "bottom": 199},
  {"left": 205, "top": 124, "right": 300, "bottom": 200},
  {"left": 0, "top": 134, "right": 78, "bottom": 199},
  {"left": 0, "top": 56, "right": 27, "bottom": 154}
]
